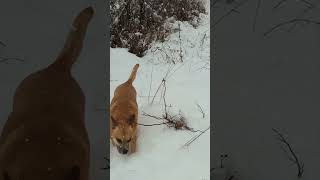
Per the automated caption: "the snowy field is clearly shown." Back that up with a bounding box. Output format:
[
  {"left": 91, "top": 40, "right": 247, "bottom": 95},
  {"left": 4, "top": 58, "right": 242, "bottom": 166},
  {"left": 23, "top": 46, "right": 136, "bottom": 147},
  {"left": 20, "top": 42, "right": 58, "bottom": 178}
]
[{"left": 110, "top": 1, "right": 210, "bottom": 180}]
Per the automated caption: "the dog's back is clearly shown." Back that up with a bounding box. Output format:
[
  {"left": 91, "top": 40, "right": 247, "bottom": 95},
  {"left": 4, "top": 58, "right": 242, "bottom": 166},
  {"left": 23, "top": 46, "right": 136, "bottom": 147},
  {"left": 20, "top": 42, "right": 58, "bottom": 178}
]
[{"left": 0, "top": 7, "right": 94, "bottom": 180}]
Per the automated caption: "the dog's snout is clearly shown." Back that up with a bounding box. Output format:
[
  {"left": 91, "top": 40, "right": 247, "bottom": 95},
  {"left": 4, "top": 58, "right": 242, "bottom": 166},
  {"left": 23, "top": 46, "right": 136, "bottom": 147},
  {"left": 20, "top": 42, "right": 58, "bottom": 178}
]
[
  {"left": 121, "top": 149, "right": 128, "bottom": 154},
  {"left": 116, "top": 140, "right": 130, "bottom": 155},
  {"left": 118, "top": 147, "right": 128, "bottom": 154}
]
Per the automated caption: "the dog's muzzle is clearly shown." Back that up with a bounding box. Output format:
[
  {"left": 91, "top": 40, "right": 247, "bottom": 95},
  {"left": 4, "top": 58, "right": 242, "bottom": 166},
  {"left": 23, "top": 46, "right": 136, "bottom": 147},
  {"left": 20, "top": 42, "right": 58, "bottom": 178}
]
[{"left": 116, "top": 142, "right": 129, "bottom": 155}]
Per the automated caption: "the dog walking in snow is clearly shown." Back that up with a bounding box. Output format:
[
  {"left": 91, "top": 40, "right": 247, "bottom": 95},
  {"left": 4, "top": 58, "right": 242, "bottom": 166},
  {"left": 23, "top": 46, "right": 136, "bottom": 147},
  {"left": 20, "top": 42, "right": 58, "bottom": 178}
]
[
  {"left": 0, "top": 7, "right": 94, "bottom": 180},
  {"left": 110, "top": 64, "right": 139, "bottom": 155}
]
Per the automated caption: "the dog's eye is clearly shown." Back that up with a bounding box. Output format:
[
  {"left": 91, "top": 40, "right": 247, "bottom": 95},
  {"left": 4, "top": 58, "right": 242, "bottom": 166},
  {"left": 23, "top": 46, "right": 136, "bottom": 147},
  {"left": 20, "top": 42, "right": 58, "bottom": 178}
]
[
  {"left": 127, "top": 138, "right": 131, "bottom": 143},
  {"left": 116, "top": 138, "right": 122, "bottom": 143}
]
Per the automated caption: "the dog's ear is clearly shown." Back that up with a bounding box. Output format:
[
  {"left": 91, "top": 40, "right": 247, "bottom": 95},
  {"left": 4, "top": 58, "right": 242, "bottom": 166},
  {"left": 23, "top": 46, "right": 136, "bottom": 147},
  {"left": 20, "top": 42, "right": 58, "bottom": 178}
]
[
  {"left": 111, "top": 116, "right": 118, "bottom": 129},
  {"left": 127, "top": 114, "right": 135, "bottom": 126}
]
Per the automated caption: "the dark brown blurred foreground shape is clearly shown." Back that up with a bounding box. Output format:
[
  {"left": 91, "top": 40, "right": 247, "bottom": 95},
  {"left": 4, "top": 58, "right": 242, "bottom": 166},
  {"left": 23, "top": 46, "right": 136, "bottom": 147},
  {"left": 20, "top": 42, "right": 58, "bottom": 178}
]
[{"left": 0, "top": 7, "right": 94, "bottom": 180}]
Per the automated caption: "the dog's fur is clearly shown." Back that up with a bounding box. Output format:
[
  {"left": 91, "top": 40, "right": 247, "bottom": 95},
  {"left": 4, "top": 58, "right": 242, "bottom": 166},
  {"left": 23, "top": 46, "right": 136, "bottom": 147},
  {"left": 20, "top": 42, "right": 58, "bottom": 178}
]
[
  {"left": 0, "top": 7, "right": 94, "bottom": 180},
  {"left": 110, "top": 64, "right": 139, "bottom": 155}
]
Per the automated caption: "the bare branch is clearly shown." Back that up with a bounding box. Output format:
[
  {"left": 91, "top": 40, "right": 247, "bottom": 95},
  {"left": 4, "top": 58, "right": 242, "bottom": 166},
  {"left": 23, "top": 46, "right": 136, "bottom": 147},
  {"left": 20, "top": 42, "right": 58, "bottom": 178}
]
[
  {"left": 252, "top": 0, "right": 263, "bottom": 32},
  {"left": 138, "top": 122, "right": 167, "bottom": 126},
  {"left": 150, "top": 65, "right": 173, "bottom": 104},
  {"left": 196, "top": 103, "right": 205, "bottom": 118},
  {"left": 142, "top": 111, "right": 164, "bottom": 120},
  {"left": 264, "top": 19, "right": 320, "bottom": 37},
  {"left": 150, "top": 79, "right": 165, "bottom": 105},
  {"left": 178, "top": 23, "right": 183, "bottom": 63},
  {"left": 273, "top": 0, "right": 288, "bottom": 10},
  {"left": 141, "top": 111, "right": 202, "bottom": 133},
  {"left": 286, "top": 3, "right": 315, "bottom": 32},
  {"left": 182, "top": 125, "right": 210, "bottom": 148},
  {"left": 213, "top": 0, "right": 249, "bottom": 29},
  {"left": 272, "top": 128, "right": 304, "bottom": 178},
  {"left": 273, "top": 0, "right": 313, "bottom": 10},
  {"left": 147, "top": 64, "right": 154, "bottom": 104},
  {"left": 299, "top": 0, "right": 313, "bottom": 7},
  {"left": 0, "top": 57, "right": 25, "bottom": 64},
  {"left": 143, "top": 79, "right": 202, "bottom": 133},
  {"left": 163, "top": 79, "right": 168, "bottom": 118}
]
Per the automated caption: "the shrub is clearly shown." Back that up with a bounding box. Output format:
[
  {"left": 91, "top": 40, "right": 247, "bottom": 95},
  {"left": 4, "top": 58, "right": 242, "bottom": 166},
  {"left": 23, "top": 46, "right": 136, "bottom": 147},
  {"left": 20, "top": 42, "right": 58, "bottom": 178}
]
[{"left": 110, "top": 0, "right": 206, "bottom": 57}]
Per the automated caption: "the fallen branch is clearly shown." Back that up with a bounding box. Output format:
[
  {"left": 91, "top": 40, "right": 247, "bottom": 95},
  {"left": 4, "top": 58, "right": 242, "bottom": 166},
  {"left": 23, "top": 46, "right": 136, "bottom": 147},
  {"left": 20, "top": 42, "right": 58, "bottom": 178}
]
[
  {"left": 182, "top": 125, "right": 210, "bottom": 148},
  {"left": 138, "top": 121, "right": 167, "bottom": 126},
  {"left": 272, "top": 128, "right": 304, "bottom": 178},
  {"left": 141, "top": 111, "right": 201, "bottom": 132}
]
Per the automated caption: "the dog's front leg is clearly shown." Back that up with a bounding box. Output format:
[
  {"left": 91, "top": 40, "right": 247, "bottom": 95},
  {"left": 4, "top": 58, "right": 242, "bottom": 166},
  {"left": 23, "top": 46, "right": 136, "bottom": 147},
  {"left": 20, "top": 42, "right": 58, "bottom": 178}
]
[{"left": 129, "top": 135, "right": 137, "bottom": 154}]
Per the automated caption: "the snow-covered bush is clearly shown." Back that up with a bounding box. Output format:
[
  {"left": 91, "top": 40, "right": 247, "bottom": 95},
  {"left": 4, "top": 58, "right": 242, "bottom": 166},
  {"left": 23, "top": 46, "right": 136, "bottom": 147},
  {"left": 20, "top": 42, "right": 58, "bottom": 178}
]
[{"left": 110, "top": 0, "right": 206, "bottom": 57}]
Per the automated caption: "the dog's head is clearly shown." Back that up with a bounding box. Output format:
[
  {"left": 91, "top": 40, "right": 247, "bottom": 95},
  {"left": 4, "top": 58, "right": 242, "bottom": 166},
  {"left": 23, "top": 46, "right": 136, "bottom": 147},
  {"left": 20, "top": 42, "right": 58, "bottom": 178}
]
[{"left": 110, "top": 114, "right": 136, "bottom": 155}]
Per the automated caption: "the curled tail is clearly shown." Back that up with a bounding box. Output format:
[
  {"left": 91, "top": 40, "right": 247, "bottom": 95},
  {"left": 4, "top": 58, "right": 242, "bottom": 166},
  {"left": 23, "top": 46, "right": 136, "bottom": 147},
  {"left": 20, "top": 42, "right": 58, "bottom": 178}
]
[
  {"left": 50, "top": 7, "right": 94, "bottom": 70},
  {"left": 127, "top": 64, "right": 140, "bottom": 84}
]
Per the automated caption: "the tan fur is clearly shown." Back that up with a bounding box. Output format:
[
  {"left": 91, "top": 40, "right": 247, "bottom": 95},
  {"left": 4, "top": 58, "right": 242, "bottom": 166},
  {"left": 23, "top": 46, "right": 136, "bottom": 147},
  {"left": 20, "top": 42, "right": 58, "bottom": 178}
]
[
  {"left": 110, "top": 64, "right": 139, "bottom": 155},
  {"left": 0, "top": 7, "right": 94, "bottom": 180}
]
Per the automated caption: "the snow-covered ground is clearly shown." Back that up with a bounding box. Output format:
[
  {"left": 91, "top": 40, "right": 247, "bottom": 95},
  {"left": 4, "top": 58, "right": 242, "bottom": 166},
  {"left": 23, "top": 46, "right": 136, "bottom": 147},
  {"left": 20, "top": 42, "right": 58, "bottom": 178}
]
[{"left": 110, "top": 1, "right": 210, "bottom": 180}]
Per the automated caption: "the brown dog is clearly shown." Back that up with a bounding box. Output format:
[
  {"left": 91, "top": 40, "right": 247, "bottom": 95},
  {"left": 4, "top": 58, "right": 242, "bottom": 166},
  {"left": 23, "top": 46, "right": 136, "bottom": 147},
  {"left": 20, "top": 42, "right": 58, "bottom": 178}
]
[
  {"left": 0, "top": 7, "right": 94, "bottom": 180},
  {"left": 110, "top": 64, "right": 139, "bottom": 155}
]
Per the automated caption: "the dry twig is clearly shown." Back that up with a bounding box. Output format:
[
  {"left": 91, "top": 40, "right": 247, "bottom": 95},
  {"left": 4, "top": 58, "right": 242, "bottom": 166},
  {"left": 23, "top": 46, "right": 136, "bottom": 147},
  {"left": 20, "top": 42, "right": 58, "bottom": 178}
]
[
  {"left": 0, "top": 57, "right": 25, "bottom": 64},
  {"left": 143, "top": 78, "right": 201, "bottom": 133},
  {"left": 252, "top": 0, "right": 263, "bottom": 32},
  {"left": 264, "top": 18, "right": 320, "bottom": 36},
  {"left": 196, "top": 103, "right": 205, "bottom": 118},
  {"left": 273, "top": 0, "right": 288, "bottom": 10},
  {"left": 213, "top": 0, "right": 249, "bottom": 29},
  {"left": 178, "top": 23, "right": 183, "bottom": 63},
  {"left": 181, "top": 125, "right": 210, "bottom": 148},
  {"left": 272, "top": 128, "right": 304, "bottom": 178}
]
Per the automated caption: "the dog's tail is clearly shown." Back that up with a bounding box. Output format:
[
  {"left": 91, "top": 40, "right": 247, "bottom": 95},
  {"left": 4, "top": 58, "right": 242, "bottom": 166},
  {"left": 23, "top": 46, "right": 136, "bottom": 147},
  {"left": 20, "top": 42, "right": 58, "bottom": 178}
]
[
  {"left": 127, "top": 64, "right": 140, "bottom": 84},
  {"left": 50, "top": 7, "right": 94, "bottom": 71}
]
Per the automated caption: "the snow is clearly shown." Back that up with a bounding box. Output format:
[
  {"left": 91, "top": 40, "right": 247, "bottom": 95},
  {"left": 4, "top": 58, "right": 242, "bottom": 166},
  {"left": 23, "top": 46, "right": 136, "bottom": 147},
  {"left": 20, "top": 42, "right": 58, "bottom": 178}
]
[{"left": 110, "top": 1, "right": 210, "bottom": 180}]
